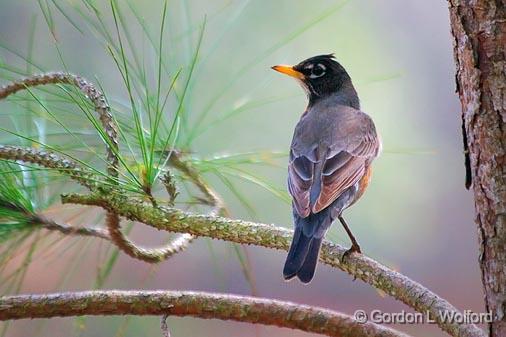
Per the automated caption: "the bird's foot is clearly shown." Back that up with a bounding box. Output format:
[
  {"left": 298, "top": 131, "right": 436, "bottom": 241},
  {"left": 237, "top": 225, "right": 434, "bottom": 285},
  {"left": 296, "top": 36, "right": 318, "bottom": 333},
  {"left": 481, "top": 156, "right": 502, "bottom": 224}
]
[
  {"left": 341, "top": 243, "right": 362, "bottom": 263},
  {"left": 341, "top": 244, "right": 362, "bottom": 281}
]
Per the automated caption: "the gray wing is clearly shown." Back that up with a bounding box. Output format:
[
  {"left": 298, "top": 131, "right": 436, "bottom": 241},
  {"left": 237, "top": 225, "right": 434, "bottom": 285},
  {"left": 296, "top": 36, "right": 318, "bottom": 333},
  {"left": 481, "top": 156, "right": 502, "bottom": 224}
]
[{"left": 288, "top": 111, "right": 380, "bottom": 217}]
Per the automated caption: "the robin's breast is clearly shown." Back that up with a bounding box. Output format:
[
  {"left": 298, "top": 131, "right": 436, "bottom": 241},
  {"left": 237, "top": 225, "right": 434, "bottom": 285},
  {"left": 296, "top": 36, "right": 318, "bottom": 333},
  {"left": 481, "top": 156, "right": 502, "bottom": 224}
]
[{"left": 351, "top": 165, "right": 373, "bottom": 206}]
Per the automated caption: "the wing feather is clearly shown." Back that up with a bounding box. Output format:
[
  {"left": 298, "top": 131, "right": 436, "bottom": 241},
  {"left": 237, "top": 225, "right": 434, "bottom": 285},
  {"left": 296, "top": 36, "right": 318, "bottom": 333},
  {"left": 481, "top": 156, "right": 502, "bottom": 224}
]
[
  {"left": 288, "top": 154, "right": 314, "bottom": 217},
  {"left": 288, "top": 109, "right": 380, "bottom": 217}
]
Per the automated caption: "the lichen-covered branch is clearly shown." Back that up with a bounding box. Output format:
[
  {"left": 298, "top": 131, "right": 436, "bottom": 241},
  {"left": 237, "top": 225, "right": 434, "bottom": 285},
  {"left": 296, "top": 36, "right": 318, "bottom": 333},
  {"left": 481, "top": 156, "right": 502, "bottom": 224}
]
[
  {"left": 102, "top": 217, "right": 193, "bottom": 263},
  {"left": 0, "top": 145, "right": 97, "bottom": 189},
  {"left": 33, "top": 215, "right": 109, "bottom": 240},
  {"left": 0, "top": 144, "right": 192, "bottom": 261},
  {"left": 0, "top": 290, "right": 411, "bottom": 337},
  {"left": 0, "top": 144, "right": 192, "bottom": 263},
  {"left": 31, "top": 213, "right": 192, "bottom": 260},
  {"left": 62, "top": 192, "right": 486, "bottom": 337},
  {"left": 0, "top": 73, "right": 194, "bottom": 263},
  {"left": 0, "top": 72, "right": 119, "bottom": 169},
  {"left": 169, "top": 152, "right": 226, "bottom": 216}
]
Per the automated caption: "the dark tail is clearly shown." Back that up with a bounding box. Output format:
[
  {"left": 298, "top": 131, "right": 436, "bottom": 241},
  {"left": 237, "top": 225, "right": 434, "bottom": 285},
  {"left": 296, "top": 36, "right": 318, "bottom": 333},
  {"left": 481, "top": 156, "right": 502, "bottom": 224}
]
[
  {"left": 283, "top": 226, "right": 312, "bottom": 281},
  {"left": 283, "top": 211, "right": 330, "bottom": 283},
  {"left": 297, "top": 237, "right": 323, "bottom": 283}
]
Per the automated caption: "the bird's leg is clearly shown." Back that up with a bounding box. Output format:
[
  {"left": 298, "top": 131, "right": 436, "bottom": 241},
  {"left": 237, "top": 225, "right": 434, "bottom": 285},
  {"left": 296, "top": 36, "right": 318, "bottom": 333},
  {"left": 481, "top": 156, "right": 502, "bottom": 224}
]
[{"left": 338, "top": 215, "right": 362, "bottom": 261}]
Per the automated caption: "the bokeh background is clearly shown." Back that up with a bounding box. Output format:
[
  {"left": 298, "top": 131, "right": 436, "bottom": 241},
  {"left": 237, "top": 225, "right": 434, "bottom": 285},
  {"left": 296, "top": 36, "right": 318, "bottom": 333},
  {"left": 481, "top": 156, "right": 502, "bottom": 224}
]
[{"left": 0, "top": 1, "right": 483, "bottom": 337}]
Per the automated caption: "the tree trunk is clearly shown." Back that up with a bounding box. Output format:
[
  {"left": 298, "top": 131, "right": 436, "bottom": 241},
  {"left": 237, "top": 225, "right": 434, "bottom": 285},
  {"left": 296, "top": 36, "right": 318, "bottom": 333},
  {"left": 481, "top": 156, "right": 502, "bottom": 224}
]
[{"left": 448, "top": 1, "right": 506, "bottom": 336}]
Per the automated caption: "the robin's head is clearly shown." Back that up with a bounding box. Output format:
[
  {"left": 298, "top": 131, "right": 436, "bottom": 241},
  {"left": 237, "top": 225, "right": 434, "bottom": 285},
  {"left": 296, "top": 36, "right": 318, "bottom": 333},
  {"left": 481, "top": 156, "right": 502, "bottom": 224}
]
[{"left": 272, "top": 54, "right": 357, "bottom": 107}]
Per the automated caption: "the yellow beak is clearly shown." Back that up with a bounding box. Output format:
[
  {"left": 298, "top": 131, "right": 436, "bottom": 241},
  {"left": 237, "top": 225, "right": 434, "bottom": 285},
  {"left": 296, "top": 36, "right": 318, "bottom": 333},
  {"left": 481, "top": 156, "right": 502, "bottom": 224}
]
[{"left": 271, "top": 65, "right": 305, "bottom": 80}]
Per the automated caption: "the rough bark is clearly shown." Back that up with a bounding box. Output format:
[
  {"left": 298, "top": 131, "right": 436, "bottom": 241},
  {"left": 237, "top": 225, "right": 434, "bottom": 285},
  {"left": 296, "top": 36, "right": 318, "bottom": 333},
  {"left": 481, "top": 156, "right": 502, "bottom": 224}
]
[
  {"left": 0, "top": 290, "right": 411, "bottom": 337},
  {"left": 62, "top": 191, "right": 486, "bottom": 337},
  {"left": 448, "top": 1, "right": 506, "bottom": 336}
]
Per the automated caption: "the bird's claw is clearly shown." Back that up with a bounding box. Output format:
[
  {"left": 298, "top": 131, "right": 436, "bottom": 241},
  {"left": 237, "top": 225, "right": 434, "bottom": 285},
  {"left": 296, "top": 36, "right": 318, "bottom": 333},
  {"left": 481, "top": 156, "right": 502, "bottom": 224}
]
[
  {"left": 341, "top": 244, "right": 362, "bottom": 263},
  {"left": 341, "top": 244, "right": 362, "bottom": 281}
]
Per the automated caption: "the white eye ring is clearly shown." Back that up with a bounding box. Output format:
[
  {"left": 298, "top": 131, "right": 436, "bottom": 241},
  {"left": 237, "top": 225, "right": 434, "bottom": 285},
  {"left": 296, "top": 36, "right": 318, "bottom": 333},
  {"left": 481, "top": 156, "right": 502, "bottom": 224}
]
[{"left": 309, "top": 63, "right": 326, "bottom": 79}]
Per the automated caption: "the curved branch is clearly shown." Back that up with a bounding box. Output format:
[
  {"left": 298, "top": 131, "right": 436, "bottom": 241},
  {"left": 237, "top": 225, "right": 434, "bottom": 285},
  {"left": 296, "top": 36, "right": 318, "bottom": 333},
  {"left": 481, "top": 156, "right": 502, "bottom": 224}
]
[
  {"left": 62, "top": 192, "right": 486, "bottom": 337},
  {"left": 169, "top": 152, "right": 226, "bottom": 216},
  {"left": 0, "top": 145, "right": 192, "bottom": 262},
  {"left": 0, "top": 73, "right": 194, "bottom": 263},
  {"left": 0, "top": 145, "right": 97, "bottom": 189},
  {"left": 32, "top": 214, "right": 191, "bottom": 260},
  {"left": 33, "top": 215, "right": 109, "bottom": 240},
  {"left": 0, "top": 72, "right": 118, "bottom": 167},
  {"left": 0, "top": 290, "right": 410, "bottom": 337},
  {"left": 104, "top": 218, "right": 193, "bottom": 263}
]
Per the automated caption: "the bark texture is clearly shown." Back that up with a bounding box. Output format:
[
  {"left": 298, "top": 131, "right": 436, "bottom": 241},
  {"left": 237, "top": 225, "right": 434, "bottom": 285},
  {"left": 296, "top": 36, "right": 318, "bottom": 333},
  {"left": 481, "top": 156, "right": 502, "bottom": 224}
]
[
  {"left": 0, "top": 290, "right": 411, "bottom": 337},
  {"left": 62, "top": 192, "right": 486, "bottom": 337},
  {"left": 448, "top": 1, "right": 506, "bottom": 336}
]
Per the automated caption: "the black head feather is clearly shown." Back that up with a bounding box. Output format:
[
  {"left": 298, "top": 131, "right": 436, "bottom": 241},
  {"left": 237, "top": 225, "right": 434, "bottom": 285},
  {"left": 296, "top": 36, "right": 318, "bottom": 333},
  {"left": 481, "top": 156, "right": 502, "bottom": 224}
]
[{"left": 293, "top": 54, "right": 358, "bottom": 108}]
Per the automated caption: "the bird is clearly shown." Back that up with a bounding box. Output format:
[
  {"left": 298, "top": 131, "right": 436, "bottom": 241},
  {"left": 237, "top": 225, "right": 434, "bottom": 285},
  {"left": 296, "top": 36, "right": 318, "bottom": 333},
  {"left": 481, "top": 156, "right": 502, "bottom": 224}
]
[{"left": 272, "top": 54, "right": 381, "bottom": 283}]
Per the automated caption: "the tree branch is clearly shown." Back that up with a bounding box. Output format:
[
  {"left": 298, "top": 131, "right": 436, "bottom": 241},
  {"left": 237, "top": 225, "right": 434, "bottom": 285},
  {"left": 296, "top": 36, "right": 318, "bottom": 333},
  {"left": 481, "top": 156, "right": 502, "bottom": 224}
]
[
  {"left": 30, "top": 214, "right": 192, "bottom": 260},
  {"left": 62, "top": 191, "right": 486, "bottom": 337},
  {"left": 32, "top": 215, "right": 109, "bottom": 240},
  {"left": 102, "top": 151, "right": 230, "bottom": 262},
  {"left": 0, "top": 73, "right": 194, "bottom": 263},
  {"left": 0, "top": 72, "right": 119, "bottom": 170},
  {"left": 0, "top": 145, "right": 98, "bottom": 190},
  {"left": 0, "top": 290, "right": 411, "bottom": 337},
  {"left": 168, "top": 152, "right": 226, "bottom": 216},
  {"left": 0, "top": 145, "right": 193, "bottom": 263}
]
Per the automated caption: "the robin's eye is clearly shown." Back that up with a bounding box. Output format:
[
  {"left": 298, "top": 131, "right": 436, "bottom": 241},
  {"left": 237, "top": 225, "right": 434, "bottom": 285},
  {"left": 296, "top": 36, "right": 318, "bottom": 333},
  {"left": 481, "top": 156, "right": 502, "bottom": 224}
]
[{"left": 309, "top": 64, "right": 326, "bottom": 79}]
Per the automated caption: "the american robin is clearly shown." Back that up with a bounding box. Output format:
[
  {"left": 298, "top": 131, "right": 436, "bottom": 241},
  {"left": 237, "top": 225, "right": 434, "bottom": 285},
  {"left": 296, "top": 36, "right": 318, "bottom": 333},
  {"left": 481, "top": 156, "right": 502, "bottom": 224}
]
[{"left": 272, "top": 54, "right": 381, "bottom": 283}]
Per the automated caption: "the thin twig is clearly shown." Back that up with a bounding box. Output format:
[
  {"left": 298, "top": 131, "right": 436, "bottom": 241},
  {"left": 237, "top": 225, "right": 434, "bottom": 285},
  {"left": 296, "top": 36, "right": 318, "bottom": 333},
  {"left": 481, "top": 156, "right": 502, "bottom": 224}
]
[
  {"left": 169, "top": 152, "right": 226, "bottom": 216},
  {"left": 0, "top": 145, "right": 97, "bottom": 190},
  {"left": 33, "top": 215, "right": 109, "bottom": 240},
  {"left": 0, "top": 72, "right": 118, "bottom": 168},
  {"left": 0, "top": 290, "right": 411, "bottom": 337},
  {"left": 0, "top": 73, "right": 193, "bottom": 263},
  {"left": 62, "top": 192, "right": 487, "bottom": 337},
  {"left": 32, "top": 214, "right": 192, "bottom": 261},
  {"left": 0, "top": 146, "right": 191, "bottom": 263},
  {"left": 161, "top": 314, "right": 170, "bottom": 337}
]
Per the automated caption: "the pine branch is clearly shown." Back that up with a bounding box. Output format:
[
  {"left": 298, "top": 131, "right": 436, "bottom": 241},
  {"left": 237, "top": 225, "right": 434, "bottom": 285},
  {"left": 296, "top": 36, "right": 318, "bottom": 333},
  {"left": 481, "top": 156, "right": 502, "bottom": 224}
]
[
  {"left": 0, "top": 146, "right": 191, "bottom": 263},
  {"left": 0, "top": 290, "right": 411, "bottom": 337},
  {"left": 0, "top": 72, "right": 119, "bottom": 170},
  {"left": 168, "top": 151, "right": 226, "bottom": 216},
  {"left": 32, "top": 215, "right": 109, "bottom": 240},
  {"left": 30, "top": 213, "right": 192, "bottom": 261},
  {"left": 0, "top": 145, "right": 97, "bottom": 190},
  {"left": 0, "top": 146, "right": 192, "bottom": 262},
  {"left": 97, "top": 151, "right": 231, "bottom": 262},
  {"left": 0, "top": 73, "right": 192, "bottom": 263},
  {"left": 103, "top": 212, "right": 193, "bottom": 263},
  {"left": 62, "top": 191, "right": 486, "bottom": 337}
]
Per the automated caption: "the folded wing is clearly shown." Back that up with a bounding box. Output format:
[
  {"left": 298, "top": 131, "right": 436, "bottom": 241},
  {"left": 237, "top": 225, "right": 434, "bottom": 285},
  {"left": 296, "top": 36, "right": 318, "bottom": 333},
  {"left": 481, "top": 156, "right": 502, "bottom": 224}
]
[{"left": 288, "top": 112, "right": 380, "bottom": 217}]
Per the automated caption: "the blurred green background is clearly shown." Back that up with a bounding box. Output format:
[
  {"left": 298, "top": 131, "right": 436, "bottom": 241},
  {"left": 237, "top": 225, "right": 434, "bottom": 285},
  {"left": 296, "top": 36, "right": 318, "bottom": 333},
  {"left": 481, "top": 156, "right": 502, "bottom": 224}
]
[{"left": 0, "top": 1, "right": 483, "bottom": 337}]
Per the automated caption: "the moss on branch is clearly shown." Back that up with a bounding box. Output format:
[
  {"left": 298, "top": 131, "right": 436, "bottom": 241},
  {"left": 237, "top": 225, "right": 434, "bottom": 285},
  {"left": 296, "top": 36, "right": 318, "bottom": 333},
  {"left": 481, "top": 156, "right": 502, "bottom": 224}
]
[
  {"left": 62, "top": 192, "right": 486, "bottom": 337},
  {"left": 0, "top": 290, "right": 411, "bottom": 337}
]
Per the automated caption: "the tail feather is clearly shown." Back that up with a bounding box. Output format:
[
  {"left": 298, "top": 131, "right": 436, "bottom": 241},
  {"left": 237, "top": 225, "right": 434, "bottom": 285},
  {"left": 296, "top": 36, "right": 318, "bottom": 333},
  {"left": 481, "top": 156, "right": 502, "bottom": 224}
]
[
  {"left": 283, "top": 209, "right": 332, "bottom": 283},
  {"left": 283, "top": 226, "right": 311, "bottom": 280},
  {"left": 284, "top": 184, "right": 358, "bottom": 283},
  {"left": 296, "top": 237, "right": 323, "bottom": 283}
]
